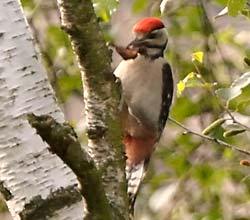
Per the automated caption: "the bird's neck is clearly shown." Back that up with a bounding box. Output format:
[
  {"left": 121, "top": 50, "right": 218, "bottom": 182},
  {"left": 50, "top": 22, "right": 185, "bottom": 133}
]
[{"left": 139, "top": 44, "right": 166, "bottom": 60}]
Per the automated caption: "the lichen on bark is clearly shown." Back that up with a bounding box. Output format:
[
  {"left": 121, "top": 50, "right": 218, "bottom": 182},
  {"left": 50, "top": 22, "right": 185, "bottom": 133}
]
[
  {"left": 57, "top": 0, "right": 129, "bottom": 218},
  {"left": 27, "top": 113, "right": 113, "bottom": 220}
]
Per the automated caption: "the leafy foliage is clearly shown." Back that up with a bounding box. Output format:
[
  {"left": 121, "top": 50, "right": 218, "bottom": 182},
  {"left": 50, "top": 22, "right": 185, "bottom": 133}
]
[
  {"left": 6, "top": 0, "right": 249, "bottom": 220},
  {"left": 216, "top": 72, "right": 250, "bottom": 103},
  {"left": 227, "top": 0, "right": 247, "bottom": 16},
  {"left": 93, "top": 0, "right": 118, "bottom": 21}
]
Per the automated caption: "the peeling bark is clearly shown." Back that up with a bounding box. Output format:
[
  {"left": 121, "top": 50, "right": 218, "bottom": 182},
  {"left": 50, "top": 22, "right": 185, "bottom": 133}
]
[
  {"left": 0, "top": 0, "right": 84, "bottom": 219},
  {"left": 57, "top": 0, "right": 129, "bottom": 218}
]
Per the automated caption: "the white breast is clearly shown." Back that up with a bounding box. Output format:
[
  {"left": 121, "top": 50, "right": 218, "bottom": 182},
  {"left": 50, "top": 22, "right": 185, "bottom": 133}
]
[{"left": 114, "top": 55, "right": 165, "bottom": 128}]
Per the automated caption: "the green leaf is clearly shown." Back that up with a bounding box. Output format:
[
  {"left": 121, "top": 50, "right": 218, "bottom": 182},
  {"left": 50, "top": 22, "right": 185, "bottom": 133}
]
[
  {"left": 215, "top": 72, "right": 250, "bottom": 102},
  {"left": 236, "top": 99, "right": 250, "bottom": 114},
  {"left": 231, "top": 72, "right": 250, "bottom": 88},
  {"left": 223, "top": 129, "right": 246, "bottom": 137},
  {"left": 177, "top": 72, "right": 214, "bottom": 97},
  {"left": 215, "top": 86, "right": 242, "bottom": 101},
  {"left": 202, "top": 118, "right": 226, "bottom": 135},
  {"left": 177, "top": 80, "right": 185, "bottom": 97},
  {"left": 228, "top": 85, "right": 250, "bottom": 114},
  {"left": 227, "top": 0, "right": 246, "bottom": 16},
  {"left": 192, "top": 51, "right": 204, "bottom": 63},
  {"left": 223, "top": 123, "right": 244, "bottom": 131},
  {"left": 177, "top": 72, "right": 195, "bottom": 96},
  {"left": 215, "top": 7, "right": 228, "bottom": 19}
]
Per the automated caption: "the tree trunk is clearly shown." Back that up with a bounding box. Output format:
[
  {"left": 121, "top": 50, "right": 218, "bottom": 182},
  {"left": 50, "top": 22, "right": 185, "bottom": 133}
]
[
  {"left": 57, "top": 0, "right": 129, "bottom": 219},
  {"left": 0, "top": 0, "right": 84, "bottom": 219}
]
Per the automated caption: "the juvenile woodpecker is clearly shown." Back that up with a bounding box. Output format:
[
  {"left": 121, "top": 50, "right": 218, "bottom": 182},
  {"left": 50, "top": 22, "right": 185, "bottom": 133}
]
[{"left": 113, "top": 17, "right": 174, "bottom": 214}]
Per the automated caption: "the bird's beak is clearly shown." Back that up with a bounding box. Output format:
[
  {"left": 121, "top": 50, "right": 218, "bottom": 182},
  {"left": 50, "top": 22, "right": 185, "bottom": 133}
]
[{"left": 127, "top": 38, "right": 145, "bottom": 49}]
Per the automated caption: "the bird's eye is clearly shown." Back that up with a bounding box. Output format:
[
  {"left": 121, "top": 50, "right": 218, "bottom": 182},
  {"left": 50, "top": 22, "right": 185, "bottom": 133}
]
[{"left": 147, "top": 33, "right": 158, "bottom": 39}]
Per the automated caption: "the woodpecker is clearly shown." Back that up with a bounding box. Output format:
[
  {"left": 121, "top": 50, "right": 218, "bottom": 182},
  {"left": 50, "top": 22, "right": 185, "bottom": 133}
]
[{"left": 113, "top": 17, "right": 174, "bottom": 216}]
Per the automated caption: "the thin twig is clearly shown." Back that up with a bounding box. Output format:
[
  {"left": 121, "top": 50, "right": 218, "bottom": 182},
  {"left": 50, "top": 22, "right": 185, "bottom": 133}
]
[
  {"left": 193, "top": 59, "right": 250, "bottom": 132},
  {"left": 226, "top": 112, "right": 250, "bottom": 131},
  {"left": 197, "top": 70, "right": 250, "bottom": 131},
  {"left": 169, "top": 117, "right": 250, "bottom": 156},
  {"left": 198, "top": 2, "right": 250, "bottom": 131}
]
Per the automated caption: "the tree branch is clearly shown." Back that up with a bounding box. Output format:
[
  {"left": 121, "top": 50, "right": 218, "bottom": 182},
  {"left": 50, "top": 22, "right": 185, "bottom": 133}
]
[
  {"left": 169, "top": 117, "right": 250, "bottom": 156},
  {"left": 56, "top": 0, "right": 128, "bottom": 218},
  {"left": 27, "top": 113, "right": 113, "bottom": 220}
]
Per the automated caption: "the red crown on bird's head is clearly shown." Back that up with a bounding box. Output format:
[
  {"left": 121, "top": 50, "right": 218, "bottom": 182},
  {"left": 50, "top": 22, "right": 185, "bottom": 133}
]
[{"left": 132, "top": 17, "right": 165, "bottom": 34}]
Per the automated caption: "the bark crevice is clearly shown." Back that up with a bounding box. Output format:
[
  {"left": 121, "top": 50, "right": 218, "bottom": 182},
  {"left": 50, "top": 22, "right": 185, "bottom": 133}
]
[{"left": 0, "top": 181, "right": 13, "bottom": 200}]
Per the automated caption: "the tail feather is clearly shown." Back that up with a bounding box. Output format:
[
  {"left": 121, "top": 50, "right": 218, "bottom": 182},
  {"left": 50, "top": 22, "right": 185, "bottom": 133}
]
[
  {"left": 126, "top": 159, "right": 150, "bottom": 218},
  {"left": 124, "top": 135, "right": 154, "bottom": 218}
]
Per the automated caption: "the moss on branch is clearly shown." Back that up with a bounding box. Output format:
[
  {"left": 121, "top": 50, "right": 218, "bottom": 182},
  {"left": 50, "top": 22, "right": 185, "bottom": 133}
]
[
  {"left": 20, "top": 186, "right": 81, "bottom": 220},
  {"left": 57, "top": 0, "right": 129, "bottom": 218},
  {"left": 27, "top": 113, "right": 113, "bottom": 220}
]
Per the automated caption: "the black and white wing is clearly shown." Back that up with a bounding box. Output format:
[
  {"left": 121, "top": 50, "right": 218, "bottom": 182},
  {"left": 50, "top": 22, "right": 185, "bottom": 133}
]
[{"left": 158, "top": 63, "right": 174, "bottom": 133}]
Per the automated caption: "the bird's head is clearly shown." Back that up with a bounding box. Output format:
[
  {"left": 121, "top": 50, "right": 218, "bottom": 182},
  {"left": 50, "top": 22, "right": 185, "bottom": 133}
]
[{"left": 127, "top": 17, "right": 168, "bottom": 59}]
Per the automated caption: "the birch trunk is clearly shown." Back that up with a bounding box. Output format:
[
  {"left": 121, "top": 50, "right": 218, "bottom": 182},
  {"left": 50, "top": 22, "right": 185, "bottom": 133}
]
[{"left": 0, "top": 1, "right": 84, "bottom": 219}]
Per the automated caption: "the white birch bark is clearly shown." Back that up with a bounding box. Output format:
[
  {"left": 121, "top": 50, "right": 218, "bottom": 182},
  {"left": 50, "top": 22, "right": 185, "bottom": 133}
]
[{"left": 0, "top": 0, "right": 84, "bottom": 219}]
